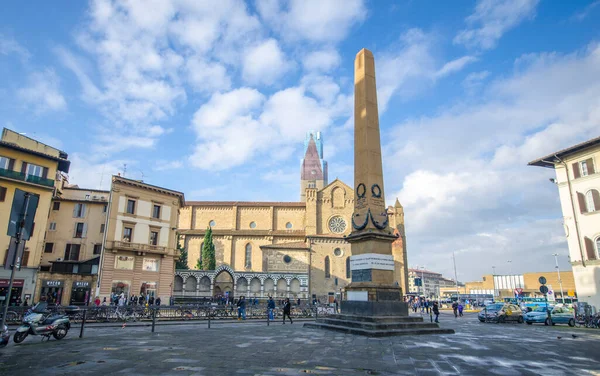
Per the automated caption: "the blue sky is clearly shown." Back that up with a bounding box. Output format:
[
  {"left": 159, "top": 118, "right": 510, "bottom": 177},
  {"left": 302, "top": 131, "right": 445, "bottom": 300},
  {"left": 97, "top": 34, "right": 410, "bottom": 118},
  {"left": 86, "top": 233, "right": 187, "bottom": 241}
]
[{"left": 1, "top": 0, "right": 599, "bottom": 281}]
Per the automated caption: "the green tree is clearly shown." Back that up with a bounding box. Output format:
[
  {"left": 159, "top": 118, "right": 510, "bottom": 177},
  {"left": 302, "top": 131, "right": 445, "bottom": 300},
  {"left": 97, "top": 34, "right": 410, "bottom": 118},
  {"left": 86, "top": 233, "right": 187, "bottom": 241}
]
[
  {"left": 201, "top": 226, "right": 216, "bottom": 270},
  {"left": 175, "top": 236, "right": 188, "bottom": 269}
]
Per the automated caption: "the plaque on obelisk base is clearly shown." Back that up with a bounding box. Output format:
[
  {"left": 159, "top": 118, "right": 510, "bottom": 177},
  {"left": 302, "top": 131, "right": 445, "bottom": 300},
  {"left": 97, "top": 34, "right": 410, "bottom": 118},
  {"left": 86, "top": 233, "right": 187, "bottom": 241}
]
[{"left": 305, "top": 49, "right": 454, "bottom": 336}]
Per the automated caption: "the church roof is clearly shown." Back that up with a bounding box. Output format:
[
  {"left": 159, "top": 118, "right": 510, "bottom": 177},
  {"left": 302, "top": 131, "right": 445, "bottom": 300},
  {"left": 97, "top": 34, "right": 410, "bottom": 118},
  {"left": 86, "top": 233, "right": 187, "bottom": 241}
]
[
  {"left": 319, "top": 178, "right": 352, "bottom": 193},
  {"left": 301, "top": 134, "right": 324, "bottom": 180},
  {"left": 260, "top": 241, "right": 309, "bottom": 250}
]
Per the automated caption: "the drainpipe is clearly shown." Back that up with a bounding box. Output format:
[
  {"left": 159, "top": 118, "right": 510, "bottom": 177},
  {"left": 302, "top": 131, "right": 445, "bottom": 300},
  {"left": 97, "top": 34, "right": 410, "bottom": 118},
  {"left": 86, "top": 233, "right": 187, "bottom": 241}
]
[
  {"left": 544, "top": 156, "right": 585, "bottom": 267},
  {"left": 96, "top": 188, "right": 113, "bottom": 297}
]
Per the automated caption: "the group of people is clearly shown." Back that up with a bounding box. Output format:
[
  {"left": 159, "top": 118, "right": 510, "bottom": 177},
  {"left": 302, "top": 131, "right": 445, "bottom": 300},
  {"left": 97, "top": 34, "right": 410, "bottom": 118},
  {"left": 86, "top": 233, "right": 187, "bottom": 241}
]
[
  {"left": 92, "top": 292, "right": 162, "bottom": 307},
  {"left": 236, "top": 296, "right": 293, "bottom": 324}
]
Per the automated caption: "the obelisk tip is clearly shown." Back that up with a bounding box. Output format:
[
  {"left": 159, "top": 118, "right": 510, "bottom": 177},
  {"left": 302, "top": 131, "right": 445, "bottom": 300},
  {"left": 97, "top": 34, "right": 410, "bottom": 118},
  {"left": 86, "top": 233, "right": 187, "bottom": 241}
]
[{"left": 356, "top": 48, "right": 373, "bottom": 58}]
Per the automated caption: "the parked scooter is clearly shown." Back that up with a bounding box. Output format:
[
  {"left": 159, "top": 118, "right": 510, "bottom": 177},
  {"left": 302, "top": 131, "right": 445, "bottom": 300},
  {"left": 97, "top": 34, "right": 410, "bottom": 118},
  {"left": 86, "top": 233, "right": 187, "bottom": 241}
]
[
  {"left": 13, "top": 301, "right": 73, "bottom": 343},
  {"left": 0, "top": 324, "right": 9, "bottom": 348}
]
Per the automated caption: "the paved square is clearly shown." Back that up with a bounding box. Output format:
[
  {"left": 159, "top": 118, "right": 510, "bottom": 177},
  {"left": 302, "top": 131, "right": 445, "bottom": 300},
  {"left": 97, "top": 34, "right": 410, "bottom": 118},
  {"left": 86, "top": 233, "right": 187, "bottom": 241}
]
[{"left": 1, "top": 312, "right": 599, "bottom": 375}]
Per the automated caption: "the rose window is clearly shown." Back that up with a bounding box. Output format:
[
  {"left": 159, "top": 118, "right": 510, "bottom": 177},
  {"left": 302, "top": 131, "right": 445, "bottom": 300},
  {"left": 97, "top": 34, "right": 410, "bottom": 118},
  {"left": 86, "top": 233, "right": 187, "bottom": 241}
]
[{"left": 328, "top": 216, "right": 347, "bottom": 233}]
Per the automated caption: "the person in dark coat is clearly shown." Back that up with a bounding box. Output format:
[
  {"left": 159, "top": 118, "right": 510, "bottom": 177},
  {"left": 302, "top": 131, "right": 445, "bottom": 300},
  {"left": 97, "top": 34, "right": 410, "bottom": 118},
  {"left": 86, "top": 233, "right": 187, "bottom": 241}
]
[
  {"left": 432, "top": 301, "right": 440, "bottom": 323},
  {"left": 267, "top": 296, "right": 275, "bottom": 321},
  {"left": 155, "top": 297, "right": 161, "bottom": 306},
  {"left": 282, "top": 298, "right": 293, "bottom": 324},
  {"left": 452, "top": 301, "right": 458, "bottom": 318}
]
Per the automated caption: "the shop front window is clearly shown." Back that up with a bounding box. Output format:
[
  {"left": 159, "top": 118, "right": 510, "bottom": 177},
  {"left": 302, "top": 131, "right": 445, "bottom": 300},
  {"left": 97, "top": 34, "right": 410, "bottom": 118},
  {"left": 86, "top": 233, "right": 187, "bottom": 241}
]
[
  {"left": 140, "top": 282, "right": 157, "bottom": 298},
  {"left": 111, "top": 280, "right": 131, "bottom": 298}
]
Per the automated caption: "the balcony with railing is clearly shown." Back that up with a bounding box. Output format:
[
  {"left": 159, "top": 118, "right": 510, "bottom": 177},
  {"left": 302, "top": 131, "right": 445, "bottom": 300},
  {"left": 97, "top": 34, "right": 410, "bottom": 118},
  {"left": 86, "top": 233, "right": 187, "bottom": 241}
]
[
  {"left": 0, "top": 168, "right": 55, "bottom": 188},
  {"left": 108, "top": 240, "right": 169, "bottom": 256}
]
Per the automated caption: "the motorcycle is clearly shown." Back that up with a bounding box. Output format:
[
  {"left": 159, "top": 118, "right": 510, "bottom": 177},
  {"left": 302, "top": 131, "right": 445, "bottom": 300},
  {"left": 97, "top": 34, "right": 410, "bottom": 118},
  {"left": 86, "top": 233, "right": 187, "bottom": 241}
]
[
  {"left": 0, "top": 324, "right": 9, "bottom": 348},
  {"left": 13, "top": 302, "right": 74, "bottom": 343}
]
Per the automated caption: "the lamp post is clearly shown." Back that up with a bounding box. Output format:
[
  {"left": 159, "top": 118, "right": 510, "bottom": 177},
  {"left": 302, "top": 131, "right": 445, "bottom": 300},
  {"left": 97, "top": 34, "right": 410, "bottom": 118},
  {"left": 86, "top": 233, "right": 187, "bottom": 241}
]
[
  {"left": 419, "top": 266, "right": 426, "bottom": 298},
  {"left": 492, "top": 266, "right": 496, "bottom": 298},
  {"left": 553, "top": 253, "right": 565, "bottom": 304}
]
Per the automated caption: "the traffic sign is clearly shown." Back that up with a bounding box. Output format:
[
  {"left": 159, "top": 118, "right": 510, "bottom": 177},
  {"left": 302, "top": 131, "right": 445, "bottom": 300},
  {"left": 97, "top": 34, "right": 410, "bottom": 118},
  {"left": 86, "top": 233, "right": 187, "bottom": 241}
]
[
  {"left": 514, "top": 288, "right": 523, "bottom": 295},
  {"left": 538, "top": 276, "right": 547, "bottom": 285},
  {"left": 539, "top": 285, "right": 549, "bottom": 294}
]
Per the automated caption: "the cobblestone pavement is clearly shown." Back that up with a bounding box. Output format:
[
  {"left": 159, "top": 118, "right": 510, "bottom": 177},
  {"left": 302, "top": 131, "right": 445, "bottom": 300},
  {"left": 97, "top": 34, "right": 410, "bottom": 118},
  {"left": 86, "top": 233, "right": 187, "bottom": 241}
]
[{"left": 1, "top": 312, "right": 599, "bottom": 375}]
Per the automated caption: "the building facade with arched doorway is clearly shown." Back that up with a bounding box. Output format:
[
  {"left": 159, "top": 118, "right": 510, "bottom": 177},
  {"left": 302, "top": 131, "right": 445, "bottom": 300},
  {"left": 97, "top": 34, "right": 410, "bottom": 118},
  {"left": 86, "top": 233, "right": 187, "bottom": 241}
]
[{"left": 175, "top": 132, "right": 408, "bottom": 302}]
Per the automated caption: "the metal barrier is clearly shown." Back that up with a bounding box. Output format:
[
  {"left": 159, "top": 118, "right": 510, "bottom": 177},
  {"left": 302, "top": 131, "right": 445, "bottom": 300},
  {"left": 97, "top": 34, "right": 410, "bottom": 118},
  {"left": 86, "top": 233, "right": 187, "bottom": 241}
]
[{"left": 3, "top": 303, "right": 337, "bottom": 337}]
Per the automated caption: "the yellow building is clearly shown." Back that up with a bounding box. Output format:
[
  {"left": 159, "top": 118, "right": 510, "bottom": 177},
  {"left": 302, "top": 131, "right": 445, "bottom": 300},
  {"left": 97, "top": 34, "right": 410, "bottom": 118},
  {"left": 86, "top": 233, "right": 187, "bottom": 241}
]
[
  {"left": 464, "top": 271, "right": 576, "bottom": 301},
  {"left": 33, "top": 186, "right": 109, "bottom": 305},
  {"left": 97, "top": 176, "right": 184, "bottom": 304},
  {"left": 175, "top": 132, "right": 408, "bottom": 302},
  {"left": 0, "top": 128, "right": 70, "bottom": 305}
]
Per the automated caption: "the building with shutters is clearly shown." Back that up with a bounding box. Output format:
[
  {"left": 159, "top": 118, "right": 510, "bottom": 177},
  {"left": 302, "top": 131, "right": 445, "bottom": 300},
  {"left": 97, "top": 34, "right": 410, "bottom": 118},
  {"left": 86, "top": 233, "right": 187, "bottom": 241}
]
[
  {"left": 34, "top": 186, "right": 109, "bottom": 305},
  {"left": 529, "top": 135, "right": 600, "bottom": 307},
  {"left": 175, "top": 132, "right": 409, "bottom": 303},
  {"left": 97, "top": 175, "right": 184, "bottom": 304},
  {"left": 0, "top": 128, "right": 70, "bottom": 306}
]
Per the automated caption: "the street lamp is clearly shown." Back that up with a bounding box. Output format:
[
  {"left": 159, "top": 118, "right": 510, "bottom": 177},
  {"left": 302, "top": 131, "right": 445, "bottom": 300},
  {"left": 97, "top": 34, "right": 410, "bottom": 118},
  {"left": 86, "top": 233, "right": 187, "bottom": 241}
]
[
  {"left": 492, "top": 266, "right": 496, "bottom": 298},
  {"left": 553, "top": 253, "right": 565, "bottom": 304}
]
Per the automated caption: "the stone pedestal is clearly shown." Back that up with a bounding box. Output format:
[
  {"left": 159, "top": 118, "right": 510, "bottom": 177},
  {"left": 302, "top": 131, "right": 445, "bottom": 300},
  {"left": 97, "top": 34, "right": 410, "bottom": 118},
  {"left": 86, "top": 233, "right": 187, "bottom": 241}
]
[{"left": 305, "top": 314, "right": 454, "bottom": 337}]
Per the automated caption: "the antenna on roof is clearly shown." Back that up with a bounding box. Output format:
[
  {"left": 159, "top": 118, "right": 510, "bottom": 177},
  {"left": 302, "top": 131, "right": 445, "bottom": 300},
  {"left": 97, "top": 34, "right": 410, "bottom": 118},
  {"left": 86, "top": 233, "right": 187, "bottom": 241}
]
[{"left": 122, "top": 163, "right": 127, "bottom": 177}]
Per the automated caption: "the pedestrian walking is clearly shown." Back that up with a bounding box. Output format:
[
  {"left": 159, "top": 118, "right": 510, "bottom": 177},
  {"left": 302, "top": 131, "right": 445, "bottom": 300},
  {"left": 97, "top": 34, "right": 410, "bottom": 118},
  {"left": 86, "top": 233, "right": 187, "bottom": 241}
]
[
  {"left": 458, "top": 303, "right": 464, "bottom": 317},
  {"left": 237, "top": 296, "right": 246, "bottom": 320},
  {"left": 334, "top": 298, "right": 339, "bottom": 313},
  {"left": 282, "top": 298, "right": 293, "bottom": 324},
  {"left": 149, "top": 295, "right": 155, "bottom": 306},
  {"left": 452, "top": 301, "right": 458, "bottom": 318},
  {"left": 432, "top": 301, "right": 440, "bottom": 323},
  {"left": 94, "top": 296, "right": 101, "bottom": 307},
  {"left": 155, "top": 297, "right": 161, "bottom": 306},
  {"left": 297, "top": 298, "right": 301, "bottom": 306},
  {"left": 267, "top": 296, "right": 275, "bottom": 321}
]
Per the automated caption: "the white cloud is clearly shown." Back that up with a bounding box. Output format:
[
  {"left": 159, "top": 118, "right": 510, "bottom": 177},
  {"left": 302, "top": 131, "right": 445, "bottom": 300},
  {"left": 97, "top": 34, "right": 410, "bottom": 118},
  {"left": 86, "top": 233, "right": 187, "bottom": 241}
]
[
  {"left": 571, "top": 0, "right": 600, "bottom": 21},
  {"left": 462, "top": 70, "right": 490, "bottom": 92},
  {"left": 67, "top": 153, "right": 130, "bottom": 191},
  {"left": 17, "top": 69, "right": 67, "bottom": 113},
  {"left": 242, "top": 39, "right": 291, "bottom": 86},
  {"left": 189, "top": 83, "right": 350, "bottom": 170},
  {"left": 186, "top": 57, "right": 231, "bottom": 93},
  {"left": 454, "top": 0, "right": 540, "bottom": 50},
  {"left": 0, "top": 34, "right": 30, "bottom": 61},
  {"left": 435, "top": 56, "right": 478, "bottom": 78},
  {"left": 377, "top": 29, "right": 437, "bottom": 112},
  {"left": 386, "top": 42, "right": 600, "bottom": 280},
  {"left": 303, "top": 49, "right": 341, "bottom": 72},
  {"left": 257, "top": 0, "right": 366, "bottom": 42}
]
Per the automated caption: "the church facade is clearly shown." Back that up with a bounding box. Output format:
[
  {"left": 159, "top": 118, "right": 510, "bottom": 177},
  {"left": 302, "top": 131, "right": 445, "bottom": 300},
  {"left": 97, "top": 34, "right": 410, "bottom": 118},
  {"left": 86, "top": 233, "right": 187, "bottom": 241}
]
[{"left": 174, "top": 132, "right": 408, "bottom": 302}]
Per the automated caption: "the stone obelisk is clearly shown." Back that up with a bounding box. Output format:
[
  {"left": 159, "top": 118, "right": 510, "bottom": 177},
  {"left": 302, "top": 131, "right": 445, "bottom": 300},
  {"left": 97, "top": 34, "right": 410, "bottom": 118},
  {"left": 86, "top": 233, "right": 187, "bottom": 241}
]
[
  {"left": 342, "top": 48, "right": 406, "bottom": 315},
  {"left": 305, "top": 49, "right": 453, "bottom": 335}
]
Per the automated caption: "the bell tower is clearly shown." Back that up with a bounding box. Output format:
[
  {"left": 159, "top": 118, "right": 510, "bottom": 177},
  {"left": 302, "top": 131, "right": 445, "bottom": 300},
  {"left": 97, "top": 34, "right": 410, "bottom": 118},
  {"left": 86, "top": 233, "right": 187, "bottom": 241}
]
[{"left": 300, "top": 131, "right": 328, "bottom": 202}]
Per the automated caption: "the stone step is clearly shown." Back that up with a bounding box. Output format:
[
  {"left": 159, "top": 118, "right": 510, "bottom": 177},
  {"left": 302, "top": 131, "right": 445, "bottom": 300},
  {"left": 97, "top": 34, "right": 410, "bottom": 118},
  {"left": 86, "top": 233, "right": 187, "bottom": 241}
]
[
  {"left": 327, "top": 314, "right": 424, "bottom": 323},
  {"left": 304, "top": 322, "right": 455, "bottom": 337},
  {"left": 316, "top": 317, "right": 438, "bottom": 330}
]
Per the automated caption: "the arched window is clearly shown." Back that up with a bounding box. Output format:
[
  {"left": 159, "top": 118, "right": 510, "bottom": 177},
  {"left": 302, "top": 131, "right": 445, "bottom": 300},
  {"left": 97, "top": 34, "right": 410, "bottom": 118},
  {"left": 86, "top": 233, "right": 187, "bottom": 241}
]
[
  {"left": 324, "top": 256, "right": 330, "bottom": 278},
  {"left": 586, "top": 189, "right": 600, "bottom": 212},
  {"left": 346, "top": 257, "right": 351, "bottom": 279},
  {"left": 596, "top": 237, "right": 600, "bottom": 259},
  {"left": 245, "top": 243, "right": 252, "bottom": 269}
]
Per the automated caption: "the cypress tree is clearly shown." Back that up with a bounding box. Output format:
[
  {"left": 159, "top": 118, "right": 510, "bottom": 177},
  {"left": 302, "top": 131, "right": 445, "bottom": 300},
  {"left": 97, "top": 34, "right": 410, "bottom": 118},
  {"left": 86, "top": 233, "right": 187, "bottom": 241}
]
[{"left": 201, "top": 226, "right": 216, "bottom": 270}]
